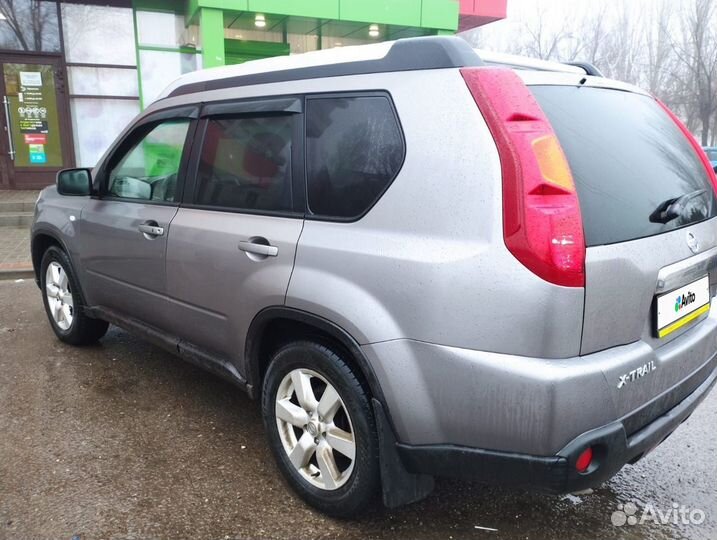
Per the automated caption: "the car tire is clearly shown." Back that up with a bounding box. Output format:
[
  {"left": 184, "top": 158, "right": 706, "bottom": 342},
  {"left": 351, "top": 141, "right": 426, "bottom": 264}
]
[
  {"left": 40, "top": 245, "right": 109, "bottom": 345},
  {"left": 261, "top": 341, "right": 380, "bottom": 517}
]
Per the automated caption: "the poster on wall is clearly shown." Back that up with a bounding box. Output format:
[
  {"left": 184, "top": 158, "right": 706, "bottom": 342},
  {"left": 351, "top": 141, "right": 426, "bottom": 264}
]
[
  {"left": 2, "top": 64, "right": 62, "bottom": 168},
  {"left": 19, "top": 71, "right": 42, "bottom": 87},
  {"left": 28, "top": 144, "right": 47, "bottom": 164}
]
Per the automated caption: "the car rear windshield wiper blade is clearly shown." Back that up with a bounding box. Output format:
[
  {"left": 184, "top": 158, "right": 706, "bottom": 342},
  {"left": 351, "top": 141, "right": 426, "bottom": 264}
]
[{"left": 650, "top": 189, "right": 708, "bottom": 224}]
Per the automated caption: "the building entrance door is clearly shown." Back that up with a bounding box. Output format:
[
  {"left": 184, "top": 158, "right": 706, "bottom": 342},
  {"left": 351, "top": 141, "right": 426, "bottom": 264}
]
[{"left": 0, "top": 54, "right": 73, "bottom": 189}]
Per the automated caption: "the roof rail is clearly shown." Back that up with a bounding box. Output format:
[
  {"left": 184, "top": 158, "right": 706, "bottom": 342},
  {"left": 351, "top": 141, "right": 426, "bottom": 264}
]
[
  {"left": 476, "top": 50, "right": 585, "bottom": 75},
  {"left": 475, "top": 50, "right": 605, "bottom": 77},
  {"left": 564, "top": 61, "right": 604, "bottom": 77},
  {"left": 163, "top": 36, "right": 483, "bottom": 99}
]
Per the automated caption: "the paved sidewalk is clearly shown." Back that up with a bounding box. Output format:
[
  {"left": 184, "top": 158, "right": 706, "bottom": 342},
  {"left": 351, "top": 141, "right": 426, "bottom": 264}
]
[
  {"left": 0, "top": 190, "right": 40, "bottom": 203},
  {"left": 0, "top": 227, "right": 30, "bottom": 268},
  {"left": 0, "top": 190, "right": 38, "bottom": 278}
]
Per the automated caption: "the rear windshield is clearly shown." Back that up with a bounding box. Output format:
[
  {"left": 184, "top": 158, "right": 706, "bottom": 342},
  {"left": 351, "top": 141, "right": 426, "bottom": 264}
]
[{"left": 531, "top": 86, "right": 716, "bottom": 246}]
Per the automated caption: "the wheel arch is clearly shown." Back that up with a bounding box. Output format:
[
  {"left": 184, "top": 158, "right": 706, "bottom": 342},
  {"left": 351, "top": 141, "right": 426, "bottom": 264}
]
[
  {"left": 246, "top": 306, "right": 435, "bottom": 508},
  {"left": 244, "top": 307, "right": 388, "bottom": 409},
  {"left": 31, "top": 228, "right": 88, "bottom": 305},
  {"left": 31, "top": 229, "right": 67, "bottom": 284}
]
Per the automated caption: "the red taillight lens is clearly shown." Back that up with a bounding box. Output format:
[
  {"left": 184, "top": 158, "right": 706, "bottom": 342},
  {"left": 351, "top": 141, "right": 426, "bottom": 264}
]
[
  {"left": 655, "top": 98, "right": 717, "bottom": 194},
  {"left": 575, "top": 447, "right": 593, "bottom": 473},
  {"left": 460, "top": 67, "right": 585, "bottom": 288}
]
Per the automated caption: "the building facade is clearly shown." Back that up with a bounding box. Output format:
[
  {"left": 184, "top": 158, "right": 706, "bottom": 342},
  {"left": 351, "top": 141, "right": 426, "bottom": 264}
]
[{"left": 0, "top": 0, "right": 505, "bottom": 189}]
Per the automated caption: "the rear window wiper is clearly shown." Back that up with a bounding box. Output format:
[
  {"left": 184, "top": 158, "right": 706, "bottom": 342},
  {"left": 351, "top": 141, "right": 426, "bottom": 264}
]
[{"left": 650, "top": 189, "right": 707, "bottom": 224}]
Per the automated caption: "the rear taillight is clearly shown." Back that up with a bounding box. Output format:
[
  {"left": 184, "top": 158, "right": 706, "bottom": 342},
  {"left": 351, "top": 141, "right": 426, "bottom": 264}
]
[
  {"left": 656, "top": 98, "right": 717, "bottom": 194},
  {"left": 460, "top": 68, "right": 585, "bottom": 287}
]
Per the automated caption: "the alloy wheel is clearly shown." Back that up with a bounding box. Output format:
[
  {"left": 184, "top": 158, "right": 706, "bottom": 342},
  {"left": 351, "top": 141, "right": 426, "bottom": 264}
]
[
  {"left": 275, "top": 368, "right": 356, "bottom": 490},
  {"left": 45, "top": 261, "right": 74, "bottom": 331}
]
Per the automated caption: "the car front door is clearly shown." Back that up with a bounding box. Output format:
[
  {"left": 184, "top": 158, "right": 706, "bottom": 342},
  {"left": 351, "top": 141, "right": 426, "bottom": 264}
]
[
  {"left": 164, "top": 98, "right": 305, "bottom": 374},
  {"left": 79, "top": 108, "right": 197, "bottom": 330}
]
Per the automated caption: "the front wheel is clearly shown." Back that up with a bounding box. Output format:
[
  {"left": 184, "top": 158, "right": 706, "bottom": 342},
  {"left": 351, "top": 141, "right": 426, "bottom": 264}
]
[
  {"left": 261, "top": 341, "right": 379, "bottom": 517},
  {"left": 40, "top": 246, "right": 108, "bottom": 345}
]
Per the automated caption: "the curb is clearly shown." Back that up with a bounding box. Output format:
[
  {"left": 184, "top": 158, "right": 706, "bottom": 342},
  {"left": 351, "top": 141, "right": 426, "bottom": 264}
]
[{"left": 0, "top": 268, "right": 34, "bottom": 281}]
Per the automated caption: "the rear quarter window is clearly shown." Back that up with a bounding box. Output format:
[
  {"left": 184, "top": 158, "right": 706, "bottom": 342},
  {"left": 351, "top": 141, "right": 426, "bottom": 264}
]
[
  {"left": 531, "top": 86, "right": 717, "bottom": 246},
  {"left": 305, "top": 95, "right": 404, "bottom": 220}
]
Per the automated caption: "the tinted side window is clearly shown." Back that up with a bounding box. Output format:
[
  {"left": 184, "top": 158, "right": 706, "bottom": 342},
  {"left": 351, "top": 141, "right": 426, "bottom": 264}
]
[
  {"left": 108, "top": 120, "right": 189, "bottom": 202},
  {"left": 195, "top": 115, "right": 294, "bottom": 213},
  {"left": 306, "top": 96, "right": 403, "bottom": 219}
]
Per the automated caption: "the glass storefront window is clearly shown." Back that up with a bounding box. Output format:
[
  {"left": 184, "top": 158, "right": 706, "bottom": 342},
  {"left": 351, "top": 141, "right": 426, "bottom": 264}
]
[
  {"left": 61, "top": 4, "right": 136, "bottom": 65},
  {"left": 137, "top": 10, "right": 200, "bottom": 49},
  {"left": 70, "top": 98, "right": 139, "bottom": 167},
  {"left": 321, "top": 36, "right": 372, "bottom": 49},
  {"left": 68, "top": 67, "right": 139, "bottom": 97},
  {"left": 286, "top": 33, "right": 319, "bottom": 54},
  {"left": 224, "top": 27, "right": 283, "bottom": 43},
  {"left": 0, "top": 0, "right": 60, "bottom": 52},
  {"left": 139, "top": 49, "right": 202, "bottom": 105}
]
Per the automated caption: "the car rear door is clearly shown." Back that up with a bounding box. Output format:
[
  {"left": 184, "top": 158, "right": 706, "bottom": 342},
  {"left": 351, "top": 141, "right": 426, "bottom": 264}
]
[
  {"left": 79, "top": 107, "right": 198, "bottom": 329},
  {"left": 164, "top": 97, "right": 305, "bottom": 371},
  {"left": 529, "top": 79, "right": 717, "bottom": 415}
]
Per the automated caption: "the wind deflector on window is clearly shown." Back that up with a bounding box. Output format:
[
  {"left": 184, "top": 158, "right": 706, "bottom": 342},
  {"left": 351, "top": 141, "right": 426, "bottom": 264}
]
[{"left": 201, "top": 97, "right": 302, "bottom": 117}]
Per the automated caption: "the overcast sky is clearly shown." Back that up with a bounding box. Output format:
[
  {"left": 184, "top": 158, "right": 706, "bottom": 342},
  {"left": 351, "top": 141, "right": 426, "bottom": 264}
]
[{"left": 461, "top": 0, "right": 651, "bottom": 54}]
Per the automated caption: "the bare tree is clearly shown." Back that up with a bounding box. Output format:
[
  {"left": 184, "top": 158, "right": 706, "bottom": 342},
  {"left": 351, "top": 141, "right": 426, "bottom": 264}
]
[
  {"left": 519, "top": 6, "right": 572, "bottom": 59},
  {"left": 459, "top": 0, "right": 717, "bottom": 146},
  {"left": 668, "top": 0, "right": 717, "bottom": 145},
  {"left": 0, "top": 0, "right": 56, "bottom": 51}
]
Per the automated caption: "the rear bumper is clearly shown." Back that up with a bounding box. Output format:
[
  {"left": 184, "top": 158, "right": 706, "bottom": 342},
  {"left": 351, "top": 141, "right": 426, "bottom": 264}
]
[
  {"left": 362, "top": 308, "right": 717, "bottom": 455},
  {"left": 396, "top": 362, "right": 717, "bottom": 493}
]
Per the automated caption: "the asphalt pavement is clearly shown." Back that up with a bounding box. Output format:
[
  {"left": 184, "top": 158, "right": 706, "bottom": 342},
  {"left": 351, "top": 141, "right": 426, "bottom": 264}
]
[{"left": 1, "top": 279, "right": 715, "bottom": 540}]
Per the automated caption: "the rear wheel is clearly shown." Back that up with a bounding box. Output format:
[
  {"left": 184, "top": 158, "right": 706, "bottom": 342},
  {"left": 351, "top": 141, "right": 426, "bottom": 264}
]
[
  {"left": 40, "top": 246, "right": 108, "bottom": 345},
  {"left": 261, "top": 341, "right": 379, "bottom": 517}
]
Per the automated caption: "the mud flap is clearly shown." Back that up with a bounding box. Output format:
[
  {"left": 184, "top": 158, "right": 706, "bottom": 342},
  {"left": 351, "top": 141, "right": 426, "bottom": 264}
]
[{"left": 372, "top": 398, "right": 435, "bottom": 508}]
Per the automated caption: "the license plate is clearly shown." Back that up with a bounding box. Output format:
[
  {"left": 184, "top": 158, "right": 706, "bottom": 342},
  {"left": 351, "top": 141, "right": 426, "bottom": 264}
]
[{"left": 656, "top": 275, "right": 711, "bottom": 338}]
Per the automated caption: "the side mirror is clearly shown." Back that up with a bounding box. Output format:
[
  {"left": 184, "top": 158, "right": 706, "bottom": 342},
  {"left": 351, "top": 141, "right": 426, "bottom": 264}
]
[{"left": 57, "top": 168, "right": 92, "bottom": 196}]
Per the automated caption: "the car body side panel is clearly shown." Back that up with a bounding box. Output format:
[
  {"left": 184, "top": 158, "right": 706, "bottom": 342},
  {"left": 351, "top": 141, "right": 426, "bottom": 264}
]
[
  {"left": 164, "top": 209, "right": 303, "bottom": 369},
  {"left": 77, "top": 199, "right": 179, "bottom": 330},
  {"left": 31, "top": 186, "right": 87, "bottom": 274},
  {"left": 284, "top": 69, "right": 584, "bottom": 357}
]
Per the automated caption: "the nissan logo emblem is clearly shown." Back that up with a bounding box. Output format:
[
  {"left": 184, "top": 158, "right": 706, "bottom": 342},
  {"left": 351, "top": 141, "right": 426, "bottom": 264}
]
[{"left": 686, "top": 232, "right": 700, "bottom": 254}]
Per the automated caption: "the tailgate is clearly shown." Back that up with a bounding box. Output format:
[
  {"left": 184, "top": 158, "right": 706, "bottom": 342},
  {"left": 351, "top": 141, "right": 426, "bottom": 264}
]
[
  {"left": 582, "top": 218, "right": 717, "bottom": 354},
  {"left": 531, "top": 84, "right": 717, "bottom": 357}
]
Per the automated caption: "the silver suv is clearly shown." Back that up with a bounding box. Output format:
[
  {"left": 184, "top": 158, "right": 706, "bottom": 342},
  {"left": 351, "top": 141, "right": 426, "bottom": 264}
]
[{"left": 31, "top": 37, "right": 717, "bottom": 517}]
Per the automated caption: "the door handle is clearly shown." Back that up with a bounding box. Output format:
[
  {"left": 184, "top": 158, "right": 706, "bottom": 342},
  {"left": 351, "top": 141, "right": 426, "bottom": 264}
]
[
  {"left": 138, "top": 223, "right": 164, "bottom": 237},
  {"left": 2, "top": 96, "right": 15, "bottom": 161},
  {"left": 239, "top": 240, "right": 278, "bottom": 257}
]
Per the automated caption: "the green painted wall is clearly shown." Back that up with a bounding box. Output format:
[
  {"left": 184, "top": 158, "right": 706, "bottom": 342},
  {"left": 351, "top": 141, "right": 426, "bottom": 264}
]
[
  {"left": 200, "top": 8, "right": 226, "bottom": 68},
  {"left": 422, "top": 0, "right": 459, "bottom": 30},
  {"left": 225, "top": 39, "right": 290, "bottom": 64},
  {"left": 186, "top": 0, "right": 459, "bottom": 31},
  {"left": 248, "top": 0, "right": 339, "bottom": 19},
  {"left": 341, "top": 0, "right": 421, "bottom": 27}
]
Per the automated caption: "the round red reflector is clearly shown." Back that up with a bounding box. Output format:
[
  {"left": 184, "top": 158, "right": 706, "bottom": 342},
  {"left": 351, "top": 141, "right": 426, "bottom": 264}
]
[{"left": 576, "top": 447, "right": 593, "bottom": 473}]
